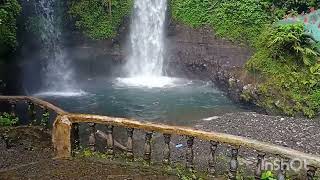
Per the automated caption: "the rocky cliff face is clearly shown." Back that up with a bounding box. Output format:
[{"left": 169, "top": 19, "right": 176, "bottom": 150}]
[{"left": 166, "top": 22, "right": 253, "bottom": 103}]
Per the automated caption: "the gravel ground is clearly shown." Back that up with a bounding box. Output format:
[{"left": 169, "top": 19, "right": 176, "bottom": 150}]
[{"left": 194, "top": 112, "right": 320, "bottom": 155}]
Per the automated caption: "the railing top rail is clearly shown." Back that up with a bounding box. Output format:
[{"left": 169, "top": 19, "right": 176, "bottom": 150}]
[
  {"left": 0, "top": 96, "right": 67, "bottom": 115},
  {"left": 66, "top": 113, "right": 320, "bottom": 168}
]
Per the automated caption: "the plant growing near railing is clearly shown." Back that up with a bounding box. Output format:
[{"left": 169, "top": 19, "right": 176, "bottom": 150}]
[
  {"left": 0, "top": 112, "right": 18, "bottom": 127},
  {"left": 41, "top": 109, "right": 49, "bottom": 128},
  {"left": 261, "top": 171, "right": 276, "bottom": 180}
]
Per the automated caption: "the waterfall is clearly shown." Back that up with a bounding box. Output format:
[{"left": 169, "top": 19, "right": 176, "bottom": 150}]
[
  {"left": 126, "top": 0, "right": 167, "bottom": 77},
  {"left": 119, "top": 0, "right": 177, "bottom": 88},
  {"left": 34, "top": 0, "right": 83, "bottom": 96}
]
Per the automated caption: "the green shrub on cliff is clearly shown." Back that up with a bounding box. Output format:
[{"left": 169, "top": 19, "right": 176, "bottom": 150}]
[
  {"left": 69, "top": 0, "right": 133, "bottom": 40},
  {"left": 246, "top": 23, "right": 320, "bottom": 117},
  {"left": 0, "top": 0, "right": 21, "bottom": 56},
  {"left": 170, "top": 0, "right": 271, "bottom": 44}
]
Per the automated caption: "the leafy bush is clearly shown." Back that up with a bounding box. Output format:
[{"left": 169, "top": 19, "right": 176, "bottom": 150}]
[
  {"left": 0, "top": 112, "right": 18, "bottom": 126},
  {"left": 170, "top": 0, "right": 271, "bottom": 44},
  {"left": 262, "top": 0, "right": 319, "bottom": 15},
  {"left": 0, "top": 0, "right": 21, "bottom": 55},
  {"left": 210, "top": 0, "right": 270, "bottom": 44},
  {"left": 69, "top": 0, "right": 133, "bottom": 40},
  {"left": 246, "top": 23, "right": 320, "bottom": 117}
]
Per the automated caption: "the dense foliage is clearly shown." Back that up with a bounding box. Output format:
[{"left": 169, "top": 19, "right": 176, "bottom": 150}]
[
  {"left": 69, "top": 0, "right": 133, "bottom": 40},
  {"left": 245, "top": 23, "right": 320, "bottom": 117},
  {"left": 170, "top": 0, "right": 270, "bottom": 44},
  {"left": 0, "top": 0, "right": 21, "bottom": 56},
  {"left": 170, "top": 0, "right": 319, "bottom": 44}
]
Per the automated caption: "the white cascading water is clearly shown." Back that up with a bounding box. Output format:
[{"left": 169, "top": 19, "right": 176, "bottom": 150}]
[
  {"left": 119, "top": 0, "right": 177, "bottom": 88},
  {"left": 34, "top": 0, "right": 84, "bottom": 96}
]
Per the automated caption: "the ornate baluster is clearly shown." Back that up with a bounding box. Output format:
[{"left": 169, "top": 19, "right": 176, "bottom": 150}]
[
  {"left": 277, "top": 159, "right": 287, "bottom": 180},
  {"left": 228, "top": 147, "right": 239, "bottom": 180},
  {"left": 88, "top": 123, "right": 96, "bottom": 151},
  {"left": 106, "top": 125, "right": 114, "bottom": 156},
  {"left": 9, "top": 101, "right": 16, "bottom": 117},
  {"left": 208, "top": 141, "right": 218, "bottom": 175},
  {"left": 41, "top": 108, "right": 49, "bottom": 128},
  {"left": 307, "top": 166, "right": 317, "bottom": 180},
  {"left": 126, "top": 128, "right": 134, "bottom": 161},
  {"left": 255, "top": 152, "right": 266, "bottom": 180},
  {"left": 144, "top": 132, "right": 153, "bottom": 164},
  {"left": 72, "top": 123, "right": 80, "bottom": 151},
  {"left": 27, "top": 101, "right": 36, "bottom": 125},
  {"left": 186, "top": 136, "right": 194, "bottom": 169},
  {"left": 2, "top": 131, "right": 11, "bottom": 149},
  {"left": 163, "top": 134, "right": 171, "bottom": 165}
]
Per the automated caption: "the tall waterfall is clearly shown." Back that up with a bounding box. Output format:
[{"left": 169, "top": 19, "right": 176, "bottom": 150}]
[
  {"left": 119, "top": 0, "right": 176, "bottom": 88},
  {"left": 34, "top": 0, "right": 82, "bottom": 96}
]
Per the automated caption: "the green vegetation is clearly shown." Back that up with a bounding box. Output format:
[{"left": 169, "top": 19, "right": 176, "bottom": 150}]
[
  {"left": 69, "top": 0, "right": 133, "bottom": 40},
  {"left": 171, "top": 0, "right": 320, "bottom": 117},
  {"left": 170, "top": 0, "right": 270, "bottom": 44},
  {"left": 261, "top": 171, "right": 276, "bottom": 180},
  {"left": 170, "top": 0, "right": 319, "bottom": 44},
  {"left": 0, "top": 112, "right": 18, "bottom": 126},
  {"left": 0, "top": 0, "right": 21, "bottom": 57},
  {"left": 246, "top": 23, "right": 320, "bottom": 117}
]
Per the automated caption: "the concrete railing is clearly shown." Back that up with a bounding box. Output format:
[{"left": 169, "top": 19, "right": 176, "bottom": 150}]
[{"left": 1, "top": 96, "right": 319, "bottom": 179}]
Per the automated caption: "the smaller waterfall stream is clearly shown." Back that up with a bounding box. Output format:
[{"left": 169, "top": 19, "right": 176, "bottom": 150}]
[
  {"left": 119, "top": 0, "right": 177, "bottom": 88},
  {"left": 34, "top": 0, "right": 84, "bottom": 96}
]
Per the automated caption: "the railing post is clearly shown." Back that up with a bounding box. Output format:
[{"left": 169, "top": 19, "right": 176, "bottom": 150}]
[
  {"left": 144, "top": 132, "right": 153, "bottom": 164},
  {"left": 88, "top": 123, "right": 96, "bottom": 151},
  {"left": 186, "top": 136, "right": 194, "bottom": 169},
  {"left": 163, "top": 134, "right": 171, "bottom": 165},
  {"left": 229, "top": 147, "right": 239, "bottom": 180},
  {"left": 255, "top": 152, "right": 266, "bottom": 180},
  {"left": 72, "top": 123, "right": 80, "bottom": 152},
  {"left": 106, "top": 125, "right": 114, "bottom": 156},
  {"left": 208, "top": 141, "right": 218, "bottom": 175},
  {"left": 52, "top": 115, "right": 73, "bottom": 159},
  {"left": 277, "top": 159, "right": 287, "bottom": 180},
  {"left": 27, "top": 101, "right": 36, "bottom": 125},
  {"left": 126, "top": 128, "right": 134, "bottom": 161},
  {"left": 307, "top": 166, "right": 317, "bottom": 180},
  {"left": 2, "top": 131, "right": 11, "bottom": 149},
  {"left": 9, "top": 100, "right": 16, "bottom": 117},
  {"left": 41, "top": 108, "right": 49, "bottom": 129}
]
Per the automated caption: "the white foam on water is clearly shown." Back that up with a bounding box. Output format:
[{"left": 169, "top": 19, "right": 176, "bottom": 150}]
[
  {"left": 34, "top": 90, "right": 87, "bottom": 97},
  {"left": 202, "top": 116, "right": 220, "bottom": 121},
  {"left": 116, "top": 76, "right": 191, "bottom": 88}
]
